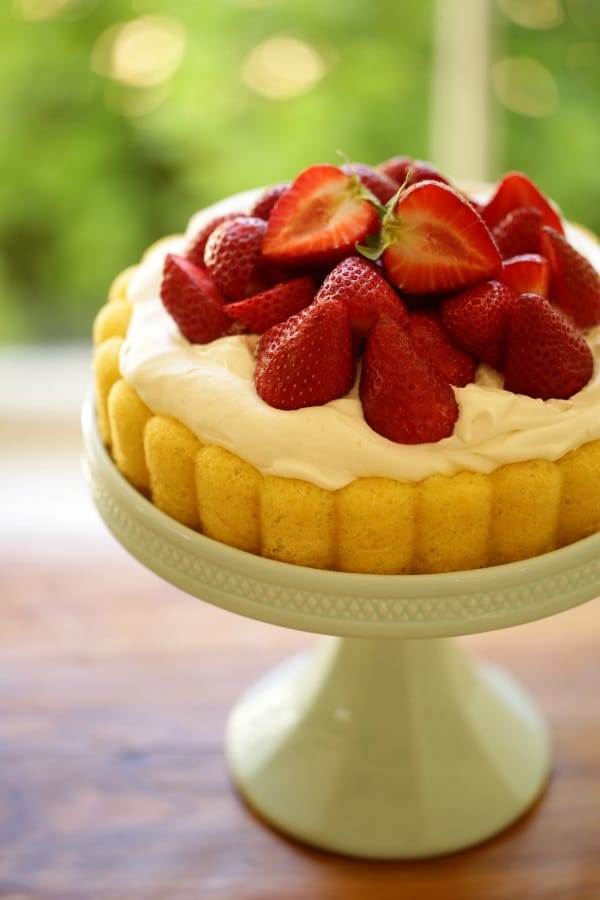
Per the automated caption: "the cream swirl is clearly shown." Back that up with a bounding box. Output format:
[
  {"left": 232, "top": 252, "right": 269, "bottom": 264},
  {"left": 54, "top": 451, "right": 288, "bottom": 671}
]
[{"left": 120, "top": 188, "right": 600, "bottom": 489}]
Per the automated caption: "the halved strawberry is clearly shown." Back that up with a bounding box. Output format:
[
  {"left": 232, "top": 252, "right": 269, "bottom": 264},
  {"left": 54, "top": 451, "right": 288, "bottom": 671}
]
[
  {"left": 340, "top": 163, "right": 399, "bottom": 203},
  {"left": 262, "top": 164, "right": 380, "bottom": 266},
  {"left": 366, "top": 180, "right": 501, "bottom": 294},
  {"left": 492, "top": 206, "right": 543, "bottom": 259},
  {"left": 160, "top": 254, "right": 231, "bottom": 344},
  {"left": 204, "top": 216, "right": 272, "bottom": 300},
  {"left": 315, "top": 255, "right": 408, "bottom": 339},
  {"left": 481, "top": 172, "right": 564, "bottom": 234},
  {"left": 185, "top": 213, "right": 243, "bottom": 268},
  {"left": 224, "top": 276, "right": 315, "bottom": 334},
  {"left": 254, "top": 299, "right": 355, "bottom": 410},
  {"left": 503, "top": 293, "right": 593, "bottom": 399},
  {"left": 501, "top": 254, "right": 550, "bottom": 298},
  {"left": 440, "top": 280, "right": 517, "bottom": 369},
  {"left": 539, "top": 226, "right": 600, "bottom": 330},
  {"left": 377, "top": 156, "right": 449, "bottom": 188},
  {"left": 359, "top": 316, "right": 458, "bottom": 444},
  {"left": 250, "top": 183, "right": 290, "bottom": 220},
  {"left": 408, "top": 309, "right": 476, "bottom": 387}
]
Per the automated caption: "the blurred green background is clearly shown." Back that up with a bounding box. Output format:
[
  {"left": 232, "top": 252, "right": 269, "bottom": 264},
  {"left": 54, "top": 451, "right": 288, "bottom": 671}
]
[{"left": 0, "top": 0, "right": 598, "bottom": 343}]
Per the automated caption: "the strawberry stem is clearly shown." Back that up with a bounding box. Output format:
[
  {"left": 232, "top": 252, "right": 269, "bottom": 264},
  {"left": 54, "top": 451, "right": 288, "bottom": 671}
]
[
  {"left": 356, "top": 231, "right": 387, "bottom": 261},
  {"left": 336, "top": 149, "right": 389, "bottom": 219}
]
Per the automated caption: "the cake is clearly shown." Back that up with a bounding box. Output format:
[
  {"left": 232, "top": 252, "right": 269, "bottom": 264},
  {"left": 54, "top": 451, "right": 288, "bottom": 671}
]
[{"left": 92, "top": 157, "right": 600, "bottom": 574}]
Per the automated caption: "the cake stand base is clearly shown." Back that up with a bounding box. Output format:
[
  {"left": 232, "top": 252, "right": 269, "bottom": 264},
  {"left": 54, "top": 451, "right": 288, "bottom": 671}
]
[{"left": 226, "top": 635, "right": 551, "bottom": 859}]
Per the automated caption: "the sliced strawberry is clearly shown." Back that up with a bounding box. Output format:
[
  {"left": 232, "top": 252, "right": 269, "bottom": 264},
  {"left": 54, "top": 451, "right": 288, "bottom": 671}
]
[
  {"left": 503, "top": 293, "right": 593, "bottom": 400},
  {"left": 160, "top": 254, "right": 231, "bottom": 344},
  {"left": 440, "top": 280, "right": 517, "bottom": 369},
  {"left": 250, "top": 183, "right": 290, "bottom": 220},
  {"left": 254, "top": 299, "right": 355, "bottom": 410},
  {"left": 340, "top": 163, "right": 399, "bottom": 203},
  {"left": 315, "top": 255, "right": 408, "bottom": 339},
  {"left": 262, "top": 164, "right": 380, "bottom": 266},
  {"left": 377, "top": 156, "right": 449, "bottom": 188},
  {"left": 492, "top": 206, "right": 543, "bottom": 259},
  {"left": 481, "top": 172, "right": 564, "bottom": 234},
  {"left": 370, "top": 181, "right": 501, "bottom": 294},
  {"left": 185, "top": 213, "right": 243, "bottom": 268},
  {"left": 224, "top": 276, "right": 315, "bottom": 334},
  {"left": 539, "top": 226, "right": 600, "bottom": 330},
  {"left": 408, "top": 309, "right": 476, "bottom": 387},
  {"left": 501, "top": 254, "right": 550, "bottom": 298},
  {"left": 359, "top": 317, "right": 458, "bottom": 444},
  {"left": 204, "top": 216, "right": 272, "bottom": 300}
]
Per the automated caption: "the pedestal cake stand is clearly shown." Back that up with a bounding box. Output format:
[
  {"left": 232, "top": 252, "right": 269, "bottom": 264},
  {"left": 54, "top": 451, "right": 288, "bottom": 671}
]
[{"left": 82, "top": 399, "right": 600, "bottom": 859}]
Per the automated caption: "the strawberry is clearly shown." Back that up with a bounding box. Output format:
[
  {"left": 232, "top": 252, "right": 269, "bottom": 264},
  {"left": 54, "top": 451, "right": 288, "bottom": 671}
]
[
  {"left": 440, "top": 280, "right": 517, "bottom": 369},
  {"left": 492, "top": 206, "right": 543, "bottom": 259},
  {"left": 185, "top": 213, "right": 243, "bottom": 268},
  {"left": 254, "top": 299, "right": 355, "bottom": 410},
  {"left": 365, "top": 180, "right": 501, "bottom": 294},
  {"left": 315, "top": 255, "right": 408, "bottom": 339},
  {"left": 160, "top": 254, "right": 231, "bottom": 344},
  {"left": 340, "top": 163, "right": 399, "bottom": 203},
  {"left": 408, "top": 309, "right": 476, "bottom": 386},
  {"left": 503, "top": 293, "right": 593, "bottom": 400},
  {"left": 223, "top": 276, "right": 315, "bottom": 334},
  {"left": 204, "top": 216, "right": 272, "bottom": 300},
  {"left": 359, "top": 317, "right": 458, "bottom": 444},
  {"left": 377, "top": 155, "right": 449, "bottom": 188},
  {"left": 250, "top": 183, "right": 290, "bottom": 220},
  {"left": 262, "top": 164, "right": 380, "bottom": 266},
  {"left": 539, "top": 226, "right": 600, "bottom": 330},
  {"left": 501, "top": 254, "right": 550, "bottom": 298},
  {"left": 481, "top": 171, "right": 564, "bottom": 234}
]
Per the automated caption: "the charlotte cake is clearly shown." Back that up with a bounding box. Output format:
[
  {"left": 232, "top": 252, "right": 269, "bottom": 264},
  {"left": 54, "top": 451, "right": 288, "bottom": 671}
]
[{"left": 93, "top": 158, "right": 600, "bottom": 574}]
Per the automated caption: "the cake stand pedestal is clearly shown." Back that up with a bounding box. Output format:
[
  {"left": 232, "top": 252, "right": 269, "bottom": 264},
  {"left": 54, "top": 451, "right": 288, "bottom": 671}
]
[{"left": 82, "top": 399, "right": 600, "bottom": 859}]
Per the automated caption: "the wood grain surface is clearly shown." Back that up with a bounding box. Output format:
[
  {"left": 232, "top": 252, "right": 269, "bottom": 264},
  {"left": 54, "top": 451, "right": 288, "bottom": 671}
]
[{"left": 1, "top": 539, "right": 599, "bottom": 900}]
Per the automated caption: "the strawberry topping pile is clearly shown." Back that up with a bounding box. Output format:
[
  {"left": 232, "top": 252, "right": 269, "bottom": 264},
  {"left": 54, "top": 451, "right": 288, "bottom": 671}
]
[{"left": 159, "top": 159, "right": 600, "bottom": 445}]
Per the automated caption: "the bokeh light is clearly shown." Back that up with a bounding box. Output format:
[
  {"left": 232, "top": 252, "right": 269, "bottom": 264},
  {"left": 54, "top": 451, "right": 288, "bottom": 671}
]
[
  {"left": 492, "top": 57, "right": 559, "bottom": 116},
  {"left": 14, "top": 0, "right": 75, "bottom": 19},
  {"left": 241, "top": 35, "right": 328, "bottom": 99},
  {"left": 495, "top": 0, "right": 564, "bottom": 28},
  {"left": 91, "top": 15, "right": 185, "bottom": 89}
]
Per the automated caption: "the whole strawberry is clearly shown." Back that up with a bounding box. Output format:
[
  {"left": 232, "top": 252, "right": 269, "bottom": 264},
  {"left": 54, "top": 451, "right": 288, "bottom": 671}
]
[
  {"left": 254, "top": 299, "right": 355, "bottom": 410},
  {"left": 224, "top": 276, "right": 315, "bottom": 334},
  {"left": 408, "top": 309, "right": 476, "bottom": 387},
  {"left": 204, "top": 215, "right": 271, "bottom": 300},
  {"left": 250, "top": 183, "right": 290, "bottom": 220},
  {"left": 501, "top": 254, "right": 550, "bottom": 298},
  {"left": 482, "top": 171, "right": 564, "bottom": 234},
  {"left": 315, "top": 255, "right": 408, "bottom": 340},
  {"left": 160, "top": 254, "right": 231, "bottom": 344},
  {"left": 440, "top": 280, "right": 517, "bottom": 370},
  {"left": 360, "top": 317, "right": 458, "bottom": 444},
  {"left": 377, "top": 155, "right": 449, "bottom": 188},
  {"left": 492, "top": 206, "right": 543, "bottom": 259},
  {"left": 539, "top": 226, "right": 600, "bottom": 330},
  {"left": 503, "top": 293, "right": 593, "bottom": 400},
  {"left": 185, "top": 212, "right": 243, "bottom": 268}
]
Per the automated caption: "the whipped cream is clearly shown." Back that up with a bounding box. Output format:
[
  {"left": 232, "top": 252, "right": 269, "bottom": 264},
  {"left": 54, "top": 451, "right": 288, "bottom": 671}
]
[{"left": 121, "top": 188, "right": 600, "bottom": 490}]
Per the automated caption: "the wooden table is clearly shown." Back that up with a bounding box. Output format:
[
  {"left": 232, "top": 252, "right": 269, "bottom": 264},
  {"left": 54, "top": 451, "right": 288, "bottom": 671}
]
[{"left": 1, "top": 540, "right": 599, "bottom": 899}]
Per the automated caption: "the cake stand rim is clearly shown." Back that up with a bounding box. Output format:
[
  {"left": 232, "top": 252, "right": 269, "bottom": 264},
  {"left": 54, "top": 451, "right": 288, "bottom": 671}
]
[{"left": 82, "top": 395, "right": 600, "bottom": 639}]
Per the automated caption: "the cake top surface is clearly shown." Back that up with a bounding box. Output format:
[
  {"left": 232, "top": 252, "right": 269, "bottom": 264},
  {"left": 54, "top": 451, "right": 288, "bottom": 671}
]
[{"left": 120, "top": 165, "right": 600, "bottom": 489}]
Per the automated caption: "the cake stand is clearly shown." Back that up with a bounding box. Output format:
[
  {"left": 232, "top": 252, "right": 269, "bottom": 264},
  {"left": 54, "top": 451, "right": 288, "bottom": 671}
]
[{"left": 82, "top": 398, "right": 600, "bottom": 859}]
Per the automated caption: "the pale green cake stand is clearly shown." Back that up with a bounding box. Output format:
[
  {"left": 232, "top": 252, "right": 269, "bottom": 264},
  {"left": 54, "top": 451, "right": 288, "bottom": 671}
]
[{"left": 82, "top": 399, "right": 600, "bottom": 859}]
